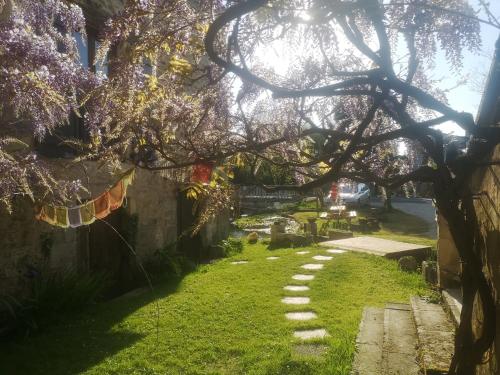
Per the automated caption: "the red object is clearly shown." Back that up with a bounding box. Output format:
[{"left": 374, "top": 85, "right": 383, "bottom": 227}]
[
  {"left": 191, "top": 162, "right": 213, "bottom": 184},
  {"left": 330, "top": 183, "right": 338, "bottom": 201}
]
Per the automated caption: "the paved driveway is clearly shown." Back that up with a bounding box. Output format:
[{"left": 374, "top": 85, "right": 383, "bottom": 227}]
[{"left": 370, "top": 197, "right": 437, "bottom": 239}]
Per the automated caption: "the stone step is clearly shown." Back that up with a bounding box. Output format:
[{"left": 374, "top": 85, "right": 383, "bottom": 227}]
[
  {"left": 351, "top": 307, "right": 385, "bottom": 375},
  {"left": 410, "top": 296, "right": 455, "bottom": 374},
  {"left": 382, "top": 303, "right": 419, "bottom": 375}
]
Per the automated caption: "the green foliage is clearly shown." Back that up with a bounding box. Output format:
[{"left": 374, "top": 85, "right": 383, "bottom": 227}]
[
  {"left": 0, "top": 270, "right": 108, "bottom": 338},
  {"left": 153, "top": 243, "right": 195, "bottom": 277},
  {"left": 31, "top": 271, "right": 108, "bottom": 319},
  {"left": 218, "top": 238, "right": 243, "bottom": 257}
]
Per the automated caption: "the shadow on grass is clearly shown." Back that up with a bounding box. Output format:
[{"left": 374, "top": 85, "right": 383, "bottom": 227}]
[{"left": 0, "top": 276, "right": 183, "bottom": 375}]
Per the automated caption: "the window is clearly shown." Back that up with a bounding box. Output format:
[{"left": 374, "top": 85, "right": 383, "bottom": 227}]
[{"left": 74, "top": 31, "right": 89, "bottom": 69}]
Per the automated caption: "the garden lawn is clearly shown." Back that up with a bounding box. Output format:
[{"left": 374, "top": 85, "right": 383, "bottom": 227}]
[{"left": 0, "top": 243, "right": 431, "bottom": 375}]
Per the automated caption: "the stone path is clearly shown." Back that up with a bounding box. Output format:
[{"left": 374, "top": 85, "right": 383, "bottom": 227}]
[
  {"left": 286, "top": 312, "right": 317, "bottom": 321},
  {"left": 280, "top": 247, "right": 348, "bottom": 359},
  {"left": 292, "top": 274, "right": 315, "bottom": 281},
  {"left": 301, "top": 263, "right": 324, "bottom": 270},
  {"left": 284, "top": 285, "right": 310, "bottom": 291},
  {"left": 294, "top": 328, "right": 329, "bottom": 340},
  {"left": 282, "top": 296, "right": 310, "bottom": 304},
  {"left": 230, "top": 246, "right": 349, "bottom": 359}
]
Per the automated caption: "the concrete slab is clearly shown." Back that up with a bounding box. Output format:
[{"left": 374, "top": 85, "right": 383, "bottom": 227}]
[
  {"left": 284, "top": 285, "right": 310, "bottom": 292},
  {"left": 292, "top": 344, "right": 328, "bottom": 357},
  {"left": 285, "top": 311, "right": 317, "bottom": 321},
  {"left": 319, "top": 236, "right": 431, "bottom": 259},
  {"left": 383, "top": 303, "right": 419, "bottom": 375},
  {"left": 296, "top": 251, "right": 310, "bottom": 255},
  {"left": 326, "top": 249, "right": 346, "bottom": 254},
  {"left": 281, "top": 296, "right": 310, "bottom": 305},
  {"left": 266, "top": 256, "right": 280, "bottom": 260},
  {"left": 231, "top": 261, "right": 248, "bottom": 264},
  {"left": 301, "top": 264, "right": 324, "bottom": 270},
  {"left": 312, "top": 255, "right": 333, "bottom": 261},
  {"left": 294, "top": 328, "right": 329, "bottom": 340},
  {"left": 410, "top": 297, "right": 455, "bottom": 373},
  {"left": 351, "top": 307, "right": 384, "bottom": 375},
  {"left": 292, "top": 274, "right": 315, "bottom": 281}
]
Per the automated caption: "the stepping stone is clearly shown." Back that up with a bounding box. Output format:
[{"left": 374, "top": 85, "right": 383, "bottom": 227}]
[
  {"left": 285, "top": 311, "right": 317, "bottom": 321},
  {"left": 284, "top": 285, "right": 310, "bottom": 292},
  {"left": 231, "top": 261, "right": 248, "bottom": 264},
  {"left": 312, "top": 255, "right": 333, "bottom": 261},
  {"left": 301, "top": 263, "right": 324, "bottom": 270},
  {"left": 266, "top": 256, "right": 279, "bottom": 260},
  {"left": 326, "top": 249, "right": 346, "bottom": 254},
  {"left": 294, "top": 328, "right": 329, "bottom": 340},
  {"left": 293, "top": 344, "right": 328, "bottom": 357},
  {"left": 281, "top": 297, "right": 310, "bottom": 305},
  {"left": 410, "top": 296, "right": 455, "bottom": 373},
  {"left": 292, "top": 274, "right": 315, "bottom": 281},
  {"left": 296, "top": 251, "right": 310, "bottom": 255}
]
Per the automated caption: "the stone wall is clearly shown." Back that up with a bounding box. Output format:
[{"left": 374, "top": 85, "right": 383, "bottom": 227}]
[
  {"left": 0, "top": 164, "right": 230, "bottom": 297},
  {"left": 471, "top": 144, "right": 500, "bottom": 375}
]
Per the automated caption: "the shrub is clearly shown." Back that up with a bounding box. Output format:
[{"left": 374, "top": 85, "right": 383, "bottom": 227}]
[
  {"left": 218, "top": 238, "right": 243, "bottom": 257},
  {"left": 154, "top": 243, "right": 195, "bottom": 277},
  {"left": 0, "top": 270, "right": 108, "bottom": 338}
]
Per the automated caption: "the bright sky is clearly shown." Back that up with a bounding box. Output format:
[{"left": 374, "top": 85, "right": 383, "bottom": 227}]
[{"left": 431, "top": 1, "right": 500, "bottom": 135}]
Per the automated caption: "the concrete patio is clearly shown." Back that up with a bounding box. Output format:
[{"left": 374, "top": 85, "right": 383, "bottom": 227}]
[{"left": 319, "top": 236, "right": 431, "bottom": 259}]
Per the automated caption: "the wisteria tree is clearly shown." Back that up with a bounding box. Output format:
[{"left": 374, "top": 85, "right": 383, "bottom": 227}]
[
  {"left": 0, "top": 0, "right": 101, "bottom": 209},
  {"left": 203, "top": 1, "right": 500, "bottom": 374},
  {"left": 0, "top": 0, "right": 232, "bottom": 212},
  {"left": 1, "top": 0, "right": 500, "bottom": 373}
]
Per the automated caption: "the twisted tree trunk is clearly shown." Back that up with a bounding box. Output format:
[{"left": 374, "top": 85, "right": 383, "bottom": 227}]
[{"left": 433, "top": 168, "right": 496, "bottom": 375}]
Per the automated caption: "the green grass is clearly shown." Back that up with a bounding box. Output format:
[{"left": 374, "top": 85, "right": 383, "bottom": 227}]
[{"left": 0, "top": 242, "right": 430, "bottom": 375}]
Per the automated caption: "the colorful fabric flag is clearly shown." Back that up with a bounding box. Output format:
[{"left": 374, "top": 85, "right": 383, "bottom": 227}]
[
  {"left": 35, "top": 168, "right": 136, "bottom": 227},
  {"left": 68, "top": 206, "right": 82, "bottom": 228},
  {"left": 93, "top": 192, "right": 111, "bottom": 219},
  {"left": 54, "top": 206, "right": 69, "bottom": 228},
  {"left": 36, "top": 205, "right": 57, "bottom": 225},
  {"left": 80, "top": 200, "right": 96, "bottom": 225},
  {"left": 109, "top": 180, "right": 125, "bottom": 211}
]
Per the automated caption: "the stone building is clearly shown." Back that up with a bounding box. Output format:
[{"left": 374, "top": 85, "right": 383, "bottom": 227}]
[{"left": 0, "top": 1, "right": 230, "bottom": 298}]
